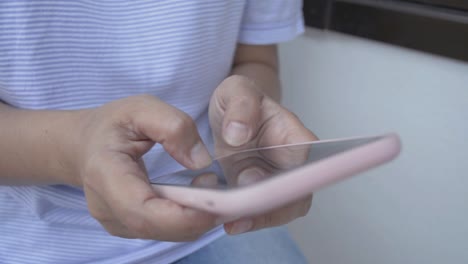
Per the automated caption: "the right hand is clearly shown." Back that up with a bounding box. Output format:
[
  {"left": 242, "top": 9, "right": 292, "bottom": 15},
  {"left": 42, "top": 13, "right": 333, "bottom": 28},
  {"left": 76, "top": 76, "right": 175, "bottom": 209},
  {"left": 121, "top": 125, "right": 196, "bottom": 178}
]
[{"left": 69, "top": 95, "right": 217, "bottom": 241}]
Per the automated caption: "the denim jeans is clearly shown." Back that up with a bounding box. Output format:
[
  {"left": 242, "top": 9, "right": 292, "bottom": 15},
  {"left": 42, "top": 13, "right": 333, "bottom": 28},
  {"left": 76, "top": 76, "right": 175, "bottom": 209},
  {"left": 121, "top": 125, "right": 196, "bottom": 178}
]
[{"left": 174, "top": 227, "right": 308, "bottom": 264}]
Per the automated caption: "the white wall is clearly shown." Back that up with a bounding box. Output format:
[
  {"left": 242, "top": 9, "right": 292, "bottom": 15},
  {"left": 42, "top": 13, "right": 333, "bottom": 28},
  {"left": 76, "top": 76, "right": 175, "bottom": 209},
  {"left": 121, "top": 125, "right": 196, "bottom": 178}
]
[{"left": 280, "top": 28, "right": 468, "bottom": 264}]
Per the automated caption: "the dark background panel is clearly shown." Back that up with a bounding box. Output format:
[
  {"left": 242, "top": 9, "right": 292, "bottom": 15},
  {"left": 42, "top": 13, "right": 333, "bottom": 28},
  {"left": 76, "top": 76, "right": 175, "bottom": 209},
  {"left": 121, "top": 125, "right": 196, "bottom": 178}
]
[{"left": 303, "top": 0, "right": 468, "bottom": 62}]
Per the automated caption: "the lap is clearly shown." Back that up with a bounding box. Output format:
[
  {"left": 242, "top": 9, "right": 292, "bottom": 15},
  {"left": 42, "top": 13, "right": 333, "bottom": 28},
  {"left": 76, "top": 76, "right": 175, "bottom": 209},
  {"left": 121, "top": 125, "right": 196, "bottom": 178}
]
[{"left": 174, "top": 227, "right": 307, "bottom": 264}]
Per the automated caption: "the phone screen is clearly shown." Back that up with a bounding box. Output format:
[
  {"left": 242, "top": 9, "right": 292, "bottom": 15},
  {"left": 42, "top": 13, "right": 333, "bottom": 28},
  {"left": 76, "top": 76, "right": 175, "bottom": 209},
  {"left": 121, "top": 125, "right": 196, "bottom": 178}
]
[{"left": 151, "top": 136, "right": 382, "bottom": 189}]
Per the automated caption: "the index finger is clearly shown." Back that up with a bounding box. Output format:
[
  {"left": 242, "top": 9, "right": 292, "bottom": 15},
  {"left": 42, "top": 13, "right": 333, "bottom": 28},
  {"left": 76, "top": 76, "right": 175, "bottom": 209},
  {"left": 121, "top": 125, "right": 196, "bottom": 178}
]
[{"left": 117, "top": 95, "right": 212, "bottom": 170}]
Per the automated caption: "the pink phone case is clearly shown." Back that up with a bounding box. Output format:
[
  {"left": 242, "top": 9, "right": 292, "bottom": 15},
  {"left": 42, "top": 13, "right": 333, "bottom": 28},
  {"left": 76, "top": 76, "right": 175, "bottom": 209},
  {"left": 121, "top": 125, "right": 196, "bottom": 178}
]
[{"left": 152, "top": 133, "right": 401, "bottom": 221}]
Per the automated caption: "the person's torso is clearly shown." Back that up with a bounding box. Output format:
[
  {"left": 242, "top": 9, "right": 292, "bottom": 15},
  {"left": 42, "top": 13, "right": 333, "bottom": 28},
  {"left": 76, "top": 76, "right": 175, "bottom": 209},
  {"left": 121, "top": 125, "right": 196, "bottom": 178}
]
[{"left": 0, "top": 1, "right": 245, "bottom": 263}]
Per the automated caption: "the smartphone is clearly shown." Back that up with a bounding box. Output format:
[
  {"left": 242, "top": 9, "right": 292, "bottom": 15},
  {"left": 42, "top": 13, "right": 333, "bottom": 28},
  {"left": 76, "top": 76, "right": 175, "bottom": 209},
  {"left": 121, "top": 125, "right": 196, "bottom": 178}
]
[{"left": 151, "top": 133, "right": 401, "bottom": 220}]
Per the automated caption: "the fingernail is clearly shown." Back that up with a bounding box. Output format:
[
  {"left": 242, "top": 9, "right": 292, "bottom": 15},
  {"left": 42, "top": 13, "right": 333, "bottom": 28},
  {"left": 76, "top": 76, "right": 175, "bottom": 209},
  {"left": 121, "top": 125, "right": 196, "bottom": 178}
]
[
  {"left": 224, "top": 122, "right": 250, "bottom": 147},
  {"left": 190, "top": 142, "right": 212, "bottom": 169},
  {"left": 238, "top": 168, "right": 265, "bottom": 186},
  {"left": 229, "top": 219, "right": 253, "bottom": 235}
]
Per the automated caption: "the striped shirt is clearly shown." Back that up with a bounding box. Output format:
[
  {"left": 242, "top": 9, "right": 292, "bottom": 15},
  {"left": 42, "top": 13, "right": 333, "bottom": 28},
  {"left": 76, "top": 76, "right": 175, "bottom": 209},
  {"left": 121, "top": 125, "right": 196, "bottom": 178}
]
[{"left": 0, "top": 1, "right": 304, "bottom": 263}]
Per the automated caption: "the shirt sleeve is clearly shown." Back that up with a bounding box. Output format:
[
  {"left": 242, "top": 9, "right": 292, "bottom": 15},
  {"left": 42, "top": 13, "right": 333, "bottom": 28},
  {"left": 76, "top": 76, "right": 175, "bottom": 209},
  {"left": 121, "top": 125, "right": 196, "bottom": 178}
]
[{"left": 238, "top": 0, "right": 304, "bottom": 44}]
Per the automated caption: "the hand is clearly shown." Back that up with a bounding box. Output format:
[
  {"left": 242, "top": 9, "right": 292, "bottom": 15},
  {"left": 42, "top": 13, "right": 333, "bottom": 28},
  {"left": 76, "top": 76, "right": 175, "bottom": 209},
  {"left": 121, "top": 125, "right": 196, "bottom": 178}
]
[
  {"left": 72, "top": 95, "right": 217, "bottom": 241},
  {"left": 209, "top": 75, "right": 318, "bottom": 235}
]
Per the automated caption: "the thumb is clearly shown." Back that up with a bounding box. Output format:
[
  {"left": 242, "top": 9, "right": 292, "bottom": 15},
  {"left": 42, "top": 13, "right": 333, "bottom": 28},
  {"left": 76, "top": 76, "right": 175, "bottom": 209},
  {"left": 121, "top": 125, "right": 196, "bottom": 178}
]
[{"left": 218, "top": 76, "right": 263, "bottom": 147}]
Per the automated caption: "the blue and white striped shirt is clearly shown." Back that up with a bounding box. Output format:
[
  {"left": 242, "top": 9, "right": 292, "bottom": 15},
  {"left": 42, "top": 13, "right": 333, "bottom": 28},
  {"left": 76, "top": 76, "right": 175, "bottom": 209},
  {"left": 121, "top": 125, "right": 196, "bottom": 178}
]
[{"left": 0, "top": 1, "right": 303, "bottom": 263}]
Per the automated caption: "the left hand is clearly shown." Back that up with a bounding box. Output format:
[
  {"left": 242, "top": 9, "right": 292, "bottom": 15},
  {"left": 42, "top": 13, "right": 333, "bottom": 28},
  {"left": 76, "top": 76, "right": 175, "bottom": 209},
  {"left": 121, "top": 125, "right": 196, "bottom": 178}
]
[{"left": 209, "top": 75, "right": 318, "bottom": 235}]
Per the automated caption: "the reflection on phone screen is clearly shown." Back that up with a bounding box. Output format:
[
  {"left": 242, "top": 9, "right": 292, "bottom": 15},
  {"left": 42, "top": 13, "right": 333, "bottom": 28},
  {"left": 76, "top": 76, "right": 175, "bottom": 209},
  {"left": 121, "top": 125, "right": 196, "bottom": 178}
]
[{"left": 150, "top": 136, "right": 381, "bottom": 190}]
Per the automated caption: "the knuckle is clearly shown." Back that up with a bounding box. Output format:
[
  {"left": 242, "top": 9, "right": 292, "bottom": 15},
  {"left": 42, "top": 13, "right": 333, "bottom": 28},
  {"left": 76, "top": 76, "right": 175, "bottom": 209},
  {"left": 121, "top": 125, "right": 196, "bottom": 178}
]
[
  {"left": 300, "top": 196, "right": 313, "bottom": 217},
  {"left": 285, "top": 110, "right": 301, "bottom": 122},
  {"left": 169, "top": 113, "right": 192, "bottom": 132},
  {"left": 279, "top": 111, "right": 303, "bottom": 130},
  {"left": 115, "top": 94, "right": 158, "bottom": 118},
  {"left": 220, "top": 75, "right": 259, "bottom": 95},
  {"left": 166, "top": 113, "right": 195, "bottom": 136}
]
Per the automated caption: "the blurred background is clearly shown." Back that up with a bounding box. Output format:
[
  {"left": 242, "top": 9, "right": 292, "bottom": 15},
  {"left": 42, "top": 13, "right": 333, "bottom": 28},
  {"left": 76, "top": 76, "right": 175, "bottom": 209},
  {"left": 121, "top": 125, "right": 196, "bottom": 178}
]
[{"left": 283, "top": 1, "right": 468, "bottom": 263}]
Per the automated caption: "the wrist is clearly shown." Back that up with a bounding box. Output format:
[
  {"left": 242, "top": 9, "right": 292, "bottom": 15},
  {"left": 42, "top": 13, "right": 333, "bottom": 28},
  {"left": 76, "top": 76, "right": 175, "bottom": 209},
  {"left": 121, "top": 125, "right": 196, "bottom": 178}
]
[
  {"left": 230, "top": 44, "right": 281, "bottom": 102},
  {"left": 49, "top": 109, "right": 93, "bottom": 186},
  {"left": 0, "top": 106, "right": 92, "bottom": 186}
]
